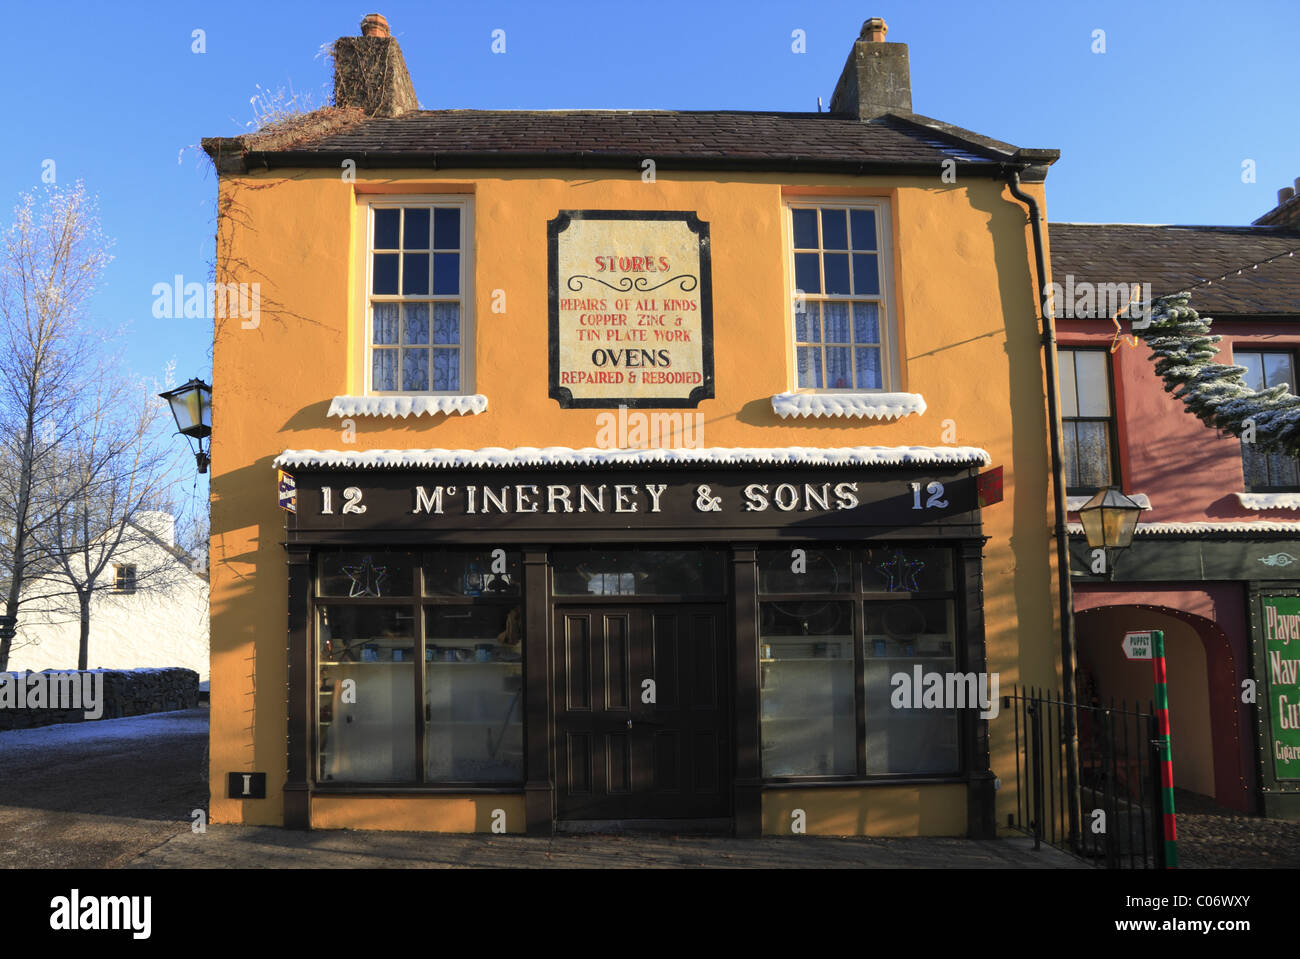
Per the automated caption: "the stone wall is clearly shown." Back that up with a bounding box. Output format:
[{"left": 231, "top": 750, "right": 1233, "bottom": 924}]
[{"left": 0, "top": 668, "right": 200, "bottom": 731}]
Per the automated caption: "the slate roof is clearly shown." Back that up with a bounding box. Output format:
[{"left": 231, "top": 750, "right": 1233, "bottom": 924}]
[
  {"left": 212, "top": 109, "right": 1056, "bottom": 178},
  {"left": 1048, "top": 223, "right": 1300, "bottom": 317}
]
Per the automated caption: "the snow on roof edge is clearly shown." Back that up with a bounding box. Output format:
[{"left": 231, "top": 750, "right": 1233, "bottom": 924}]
[{"left": 273, "top": 445, "right": 992, "bottom": 470}]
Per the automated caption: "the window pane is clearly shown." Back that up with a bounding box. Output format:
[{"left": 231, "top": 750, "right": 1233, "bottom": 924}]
[
  {"left": 854, "top": 347, "right": 882, "bottom": 389},
  {"left": 403, "top": 208, "right": 429, "bottom": 249},
  {"left": 794, "top": 302, "right": 814, "bottom": 342},
  {"left": 794, "top": 253, "right": 820, "bottom": 295},
  {"left": 319, "top": 552, "right": 416, "bottom": 597},
  {"left": 403, "top": 303, "right": 430, "bottom": 344},
  {"left": 1075, "top": 351, "right": 1110, "bottom": 417},
  {"left": 823, "top": 301, "right": 850, "bottom": 343},
  {"left": 863, "top": 599, "right": 959, "bottom": 775},
  {"left": 424, "top": 550, "right": 522, "bottom": 597},
  {"left": 1242, "top": 440, "right": 1268, "bottom": 490},
  {"left": 1058, "top": 350, "right": 1078, "bottom": 418},
  {"left": 318, "top": 604, "right": 417, "bottom": 783},
  {"left": 863, "top": 547, "right": 954, "bottom": 592},
  {"left": 1237, "top": 351, "right": 1265, "bottom": 392},
  {"left": 433, "top": 208, "right": 460, "bottom": 249},
  {"left": 1063, "top": 421, "right": 1081, "bottom": 489},
  {"left": 759, "top": 601, "right": 856, "bottom": 777},
  {"left": 1269, "top": 451, "right": 1300, "bottom": 487},
  {"left": 433, "top": 253, "right": 460, "bottom": 295},
  {"left": 402, "top": 348, "right": 430, "bottom": 391},
  {"left": 1265, "top": 353, "right": 1295, "bottom": 390},
  {"left": 796, "top": 346, "right": 823, "bottom": 388},
  {"left": 373, "top": 209, "right": 400, "bottom": 249},
  {"left": 821, "top": 209, "right": 848, "bottom": 249},
  {"left": 432, "top": 348, "right": 460, "bottom": 391},
  {"left": 552, "top": 549, "right": 725, "bottom": 596},
  {"left": 372, "top": 348, "right": 398, "bottom": 391},
  {"left": 825, "top": 347, "right": 852, "bottom": 389},
  {"left": 372, "top": 253, "right": 399, "bottom": 294},
  {"left": 823, "top": 253, "right": 850, "bottom": 295},
  {"left": 758, "top": 547, "right": 852, "bottom": 593},
  {"left": 425, "top": 605, "right": 524, "bottom": 783},
  {"left": 850, "top": 209, "right": 877, "bottom": 250},
  {"left": 373, "top": 302, "right": 399, "bottom": 344},
  {"left": 792, "top": 208, "right": 818, "bottom": 249},
  {"left": 852, "top": 254, "right": 880, "bottom": 295},
  {"left": 432, "top": 302, "right": 460, "bottom": 344},
  {"left": 1074, "top": 421, "right": 1112, "bottom": 487},
  {"left": 402, "top": 253, "right": 429, "bottom": 295},
  {"left": 853, "top": 302, "right": 880, "bottom": 344}
]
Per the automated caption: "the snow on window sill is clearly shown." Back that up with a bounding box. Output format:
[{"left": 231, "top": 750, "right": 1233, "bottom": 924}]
[
  {"left": 1236, "top": 492, "right": 1300, "bottom": 511},
  {"left": 327, "top": 395, "right": 488, "bottom": 418},
  {"left": 1066, "top": 493, "right": 1152, "bottom": 512},
  {"left": 770, "top": 392, "right": 926, "bottom": 420}
]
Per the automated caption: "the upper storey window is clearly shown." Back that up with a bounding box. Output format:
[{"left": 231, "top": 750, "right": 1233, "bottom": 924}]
[
  {"left": 787, "top": 201, "right": 894, "bottom": 391},
  {"left": 367, "top": 200, "right": 472, "bottom": 393},
  {"left": 1237, "top": 350, "right": 1300, "bottom": 491}
]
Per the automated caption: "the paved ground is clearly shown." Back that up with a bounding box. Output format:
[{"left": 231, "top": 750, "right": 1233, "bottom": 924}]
[{"left": 0, "top": 707, "right": 1289, "bottom": 868}]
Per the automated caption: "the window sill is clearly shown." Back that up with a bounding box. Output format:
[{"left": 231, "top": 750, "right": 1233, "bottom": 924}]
[
  {"left": 327, "top": 395, "right": 488, "bottom": 418},
  {"left": 770, "top": 391, "right": 926, "bottom": 420},
  {"left": 1236, "top": 492, "right": 1300, "bottom": 511}
]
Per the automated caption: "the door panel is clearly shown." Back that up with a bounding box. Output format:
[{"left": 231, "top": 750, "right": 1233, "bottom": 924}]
[{"left": 554, "top": 605, "right": 730, "bottom": 820}]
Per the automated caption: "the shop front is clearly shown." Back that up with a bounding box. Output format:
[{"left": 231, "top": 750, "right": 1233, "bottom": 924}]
[{"left": 277, "top": 448, "right": 995, "bottom": 836}]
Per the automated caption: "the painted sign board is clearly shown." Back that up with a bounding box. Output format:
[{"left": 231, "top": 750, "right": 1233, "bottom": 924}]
[
  {"left": 1261, "top": 596, "right": 1300, "bottom": 779},
  {"left": 548, "top": 211, "right": 714, "bottom": 408},
  {"left": 1122, "top": 630, "right": 1153, "bottom": 660},
  {"left": 277, "top": 470, "right": 297, "bottom": 513}
]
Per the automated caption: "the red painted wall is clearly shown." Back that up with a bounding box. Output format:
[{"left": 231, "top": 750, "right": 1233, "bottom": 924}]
[{"left": 1057, "top": 319, "right": 1300, "bottom": 522}]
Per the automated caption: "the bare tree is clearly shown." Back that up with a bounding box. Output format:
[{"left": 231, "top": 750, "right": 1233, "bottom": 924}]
[
  {"left": 0, "top": 183, "right": 111, "bottom": 671},
  {"left": 32, "top": 374, "right": 186, "bottom": 670}
]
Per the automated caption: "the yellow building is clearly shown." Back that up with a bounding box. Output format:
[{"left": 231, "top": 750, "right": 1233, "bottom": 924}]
[{"left": 202, "top": 14, "right": 1063, "bottom": 836}]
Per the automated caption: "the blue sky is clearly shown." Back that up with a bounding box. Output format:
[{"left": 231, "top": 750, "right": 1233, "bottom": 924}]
[{"left": 1, "top": 0, "right": 1297, "bottom": 388}]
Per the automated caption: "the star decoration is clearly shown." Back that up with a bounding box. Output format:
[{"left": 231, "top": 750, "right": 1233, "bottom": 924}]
[
  {"left": 876, "top": 552, "right": 925, "bottom": 592},
  {"left": 342, "top": 555, "right": 390, "bottom": 597}
]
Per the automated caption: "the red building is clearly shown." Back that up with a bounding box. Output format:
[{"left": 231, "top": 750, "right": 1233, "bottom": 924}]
[{"left": 1051, "top": 186, "right": 1300, "bottom": 818}]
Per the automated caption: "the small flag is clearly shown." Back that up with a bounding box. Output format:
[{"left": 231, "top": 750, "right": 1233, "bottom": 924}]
[{"left": 976, "top": 466, "right": 1003, "bottom": 508}]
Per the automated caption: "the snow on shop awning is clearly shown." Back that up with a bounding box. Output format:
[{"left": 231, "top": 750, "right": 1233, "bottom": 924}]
[
  {"left": 1067, "top": 520, "right": 1300, "bottom": 535},
  {"left": 273, "top": 445, "right": 992, "bottom": 471}
]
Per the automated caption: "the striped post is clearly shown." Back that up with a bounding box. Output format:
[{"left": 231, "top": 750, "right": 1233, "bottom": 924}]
[{"left": 1151, "top": 630, "right": 1178, "bottom": 868}]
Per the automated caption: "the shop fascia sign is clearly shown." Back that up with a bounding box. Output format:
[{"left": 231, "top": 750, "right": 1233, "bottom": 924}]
[{"left": 286, "top": 467, "right": 983, "bottom": 531}]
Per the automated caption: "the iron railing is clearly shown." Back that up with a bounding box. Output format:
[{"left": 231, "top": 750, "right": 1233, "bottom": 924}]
[{"left": 1003, "top": 687, "right": 1165, "bottom": 869}]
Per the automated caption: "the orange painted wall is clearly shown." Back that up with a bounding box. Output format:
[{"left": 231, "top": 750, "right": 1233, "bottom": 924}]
[{"left": 207, "top": 166, "right": 1060, "bottom": 832}]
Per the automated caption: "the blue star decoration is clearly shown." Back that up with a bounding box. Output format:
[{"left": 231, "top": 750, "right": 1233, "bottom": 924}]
[
  {"left": 876, "top": 552, "right": 925, "bottom": 592},
  {"left": 343, "top": 555, "right": 390, "bottom": 597}
]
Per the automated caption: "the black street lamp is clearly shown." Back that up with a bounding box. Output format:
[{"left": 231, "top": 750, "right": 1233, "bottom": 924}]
[
  {"left": 159, "top": 378, "right": 213, "bottom": 473},
  {"left": 1078, "top": 487, "right": 1144, "bottom": 577}
]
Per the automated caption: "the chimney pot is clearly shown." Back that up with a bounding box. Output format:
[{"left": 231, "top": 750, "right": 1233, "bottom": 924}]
[
  {"left": 1293, "top": 176, "right": 1300, "bottom": 194},
  {"left": 1281, "top": 187, "right": 1296, "bottom": 204},
  {"left": 360, "top": 13, "right": 390, "bottom": 38},
  {"left": 861, "top": 17, "right": 888, "bottom": 42}
]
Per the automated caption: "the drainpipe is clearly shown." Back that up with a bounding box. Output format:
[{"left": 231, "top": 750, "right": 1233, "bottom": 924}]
[{"left": 1005, "top": 166, "right": 1081, "bottom": 849}]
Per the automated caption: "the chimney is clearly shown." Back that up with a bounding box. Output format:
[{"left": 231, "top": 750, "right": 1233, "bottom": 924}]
[
  {"left": 1253, "top": 178, "right": 1300, "bottom": 227},
  {"left": 135, "top": 511, "right": 176, "bottom": 548},
  {"left": 333, "top": 13, "right": 418, "bottom": 118},
  {"left": 830, "top": 17, "right": 912, "bottom": 120}
]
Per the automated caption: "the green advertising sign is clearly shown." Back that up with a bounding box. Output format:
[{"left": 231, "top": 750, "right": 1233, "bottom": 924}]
[{"left": 1261, "top": 596, "right": 1300, "bottom": 780}]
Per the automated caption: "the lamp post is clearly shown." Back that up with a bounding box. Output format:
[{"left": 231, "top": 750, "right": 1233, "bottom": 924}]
[
  {"left": 158, "top": 378, "right": 213, "bottom": 473},
  {"left": 1078, "top": 487, "right": 1144, "bottom": 579}
]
